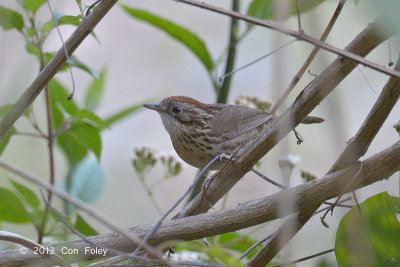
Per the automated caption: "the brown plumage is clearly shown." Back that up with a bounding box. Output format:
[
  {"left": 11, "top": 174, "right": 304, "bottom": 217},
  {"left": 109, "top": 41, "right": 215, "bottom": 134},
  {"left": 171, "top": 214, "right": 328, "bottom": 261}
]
[{"left": 143, "top": 96, "right": 274, "bottom": 169}]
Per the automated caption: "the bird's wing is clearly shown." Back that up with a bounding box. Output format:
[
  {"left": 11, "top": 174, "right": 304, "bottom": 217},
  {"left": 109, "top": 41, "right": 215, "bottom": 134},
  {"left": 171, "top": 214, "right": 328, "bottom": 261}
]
[{"left": 209, "top": 104, "right": 272, "bottom": 140}]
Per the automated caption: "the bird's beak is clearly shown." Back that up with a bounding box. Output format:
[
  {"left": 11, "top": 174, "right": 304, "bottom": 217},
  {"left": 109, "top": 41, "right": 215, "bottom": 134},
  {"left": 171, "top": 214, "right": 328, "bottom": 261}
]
[{"left": 143, "top": 103, "right": 163, "bottom": 112}]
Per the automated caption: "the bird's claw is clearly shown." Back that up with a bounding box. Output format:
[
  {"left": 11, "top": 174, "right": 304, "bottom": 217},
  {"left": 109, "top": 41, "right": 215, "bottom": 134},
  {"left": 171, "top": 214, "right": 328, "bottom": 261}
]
[{"left": 219, "top": 153, "right": 235, "bottom": 162}]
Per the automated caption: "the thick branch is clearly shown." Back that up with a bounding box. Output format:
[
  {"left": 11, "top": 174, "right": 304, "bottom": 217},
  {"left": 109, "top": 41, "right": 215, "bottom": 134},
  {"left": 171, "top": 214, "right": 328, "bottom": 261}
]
[
  {"left": 0, "top": 0, "right": 118, "bottom": 139},
  {"left": 329, "top": 58, "right": 400, "bottom": 172},
  {"left": 1, "top": 141, "right": 399, "bottom": 266},
  {"left": 0, "top": 159, "right": 164, "bottom": 264},
  {"left": 176, "top": 16, "right": 399, "bottom": 219},
  {"left": 249, "top": 53, "right": 400, "bottom": 266}
]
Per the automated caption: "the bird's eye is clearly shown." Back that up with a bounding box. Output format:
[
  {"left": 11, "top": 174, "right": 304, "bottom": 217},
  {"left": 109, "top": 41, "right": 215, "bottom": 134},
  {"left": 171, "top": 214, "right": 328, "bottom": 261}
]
[{"left": 172, "top": 106, "right": 181, "bottom": 114}]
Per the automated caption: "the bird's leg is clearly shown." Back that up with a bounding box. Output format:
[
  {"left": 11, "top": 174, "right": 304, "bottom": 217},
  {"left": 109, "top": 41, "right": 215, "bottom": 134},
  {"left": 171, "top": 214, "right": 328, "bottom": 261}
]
[
  {"left": 293, "top": 128, "right": 304, "bottom": 145},
  {"left": 200, "top": 153, "right": 235, "bottom": 210}
]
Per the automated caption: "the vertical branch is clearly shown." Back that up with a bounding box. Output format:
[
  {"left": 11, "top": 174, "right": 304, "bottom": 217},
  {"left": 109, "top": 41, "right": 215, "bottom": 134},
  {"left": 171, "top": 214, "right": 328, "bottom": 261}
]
[
  {"left": 296, "top": 0, "right": 302, "bottom": 32},
  {"left": 37, "top": 42, "right": 56, "bottom": 245},
  {"left": 216, "top": 0, "right": 239, "bottom": 104},
  {"left": 190, "top": 0, "right": 240, "bottom": 202}
]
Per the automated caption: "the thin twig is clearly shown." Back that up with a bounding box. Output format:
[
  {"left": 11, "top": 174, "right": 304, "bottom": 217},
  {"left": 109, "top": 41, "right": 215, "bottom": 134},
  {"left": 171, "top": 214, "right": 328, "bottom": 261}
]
[
  {"left": 38, "top": 189, "right": 157, "bottom": 264},
  {"left": 15, "top": 131, "right": 44, "bottom": 138},
  {"left": 138, "top": 175, "right": 164, "bottom": 215},
  {"left": 219, "top": 39, "right": 296, "bottom": 83},
  {"left": 239, "top": 234, "right": 273, "bottom": 260},
  {"left": 46, "top": 0, "right": 76, "bottom": 99},
  {"left": 37, "top": 6, "right": 57, "bottom": 241},
  {"left": 321, "top": 163, "right": 363, "bottom": 227},
  {"left": 29, "top": 111, "right": 47, "bottom": 138},
  {"left": 0, "top": 230, "right": 70, "bottom": 266},
  {"left": 271, "top": 248, "right": 334, "bottom": 267},
  {"left": 253, "top": 53, "right": 400, "bottom": 264},
  {"left": 357, "top": 65, "right": 376, "bottom": 93},
  {"left": 352, "top": 191, "right": 362, "bottom": 215},
  {"left": 388, "top": 38, "right": 394, "bottom": 66},
  {"left": 0, "top": 159, "right": 166, "bottom": 265},
  {"left": 1, "top": 142, "right": 399, "bottom": 265},
  {"left": 176, "top": 0, "right": 400, "bottom": 79},
  {"left": 270, "top": 0, "right": 346, "bottom": 114},
  {"left": 252, "top": 168, "right": 286, "bottom": 189},
  {"left": 0, "top": 0, "right": 119, "bottom": 139},
  {"left": 127, "top": 154, "right": 224, "bottom": 263},
  {"left": 52, "top": 121, "right": 70, "bottom": 138},
  {"left": 296, "top": 0, "right": 302, "bottom": 33}
]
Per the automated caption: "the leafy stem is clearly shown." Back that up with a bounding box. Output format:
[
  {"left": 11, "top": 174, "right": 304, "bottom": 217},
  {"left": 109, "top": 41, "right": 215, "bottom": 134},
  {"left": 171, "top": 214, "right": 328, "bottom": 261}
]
[
  {"left": 28, "top": 13, "right": 56, "bottom": 244},
  {"left": 216, "top": 0, "right": 240, "bottom": 104}
]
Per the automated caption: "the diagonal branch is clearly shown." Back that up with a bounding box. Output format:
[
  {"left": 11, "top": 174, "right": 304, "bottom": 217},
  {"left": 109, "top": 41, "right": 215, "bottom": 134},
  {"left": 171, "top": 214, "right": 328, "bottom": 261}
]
[
  {"left": 270, "top": 0, "right": 346, "bottom": 114},
  {"left": 1, "top": 140, "right": 399, "bottom": 266},
  {"left": 249, "top": 53, "right": 400, "bottom": 266},
  {"left": 176, "top": 0, "right": 400, "bottom": 79},
  {"left": 175, "top": 16, "right": 399, "bottom": 220},
  {"left": 0, "top": 0, "right": 118, "bottom": 139},
  {"left": 0, "top": 159, "right": 166, "bottom": 265}
]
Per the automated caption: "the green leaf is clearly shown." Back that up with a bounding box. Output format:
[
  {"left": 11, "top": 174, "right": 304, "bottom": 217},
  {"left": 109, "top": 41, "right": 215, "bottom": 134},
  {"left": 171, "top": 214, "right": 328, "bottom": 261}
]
[
  {"left": 49, "top": 79, "right": 79, "bottom": 117},
  {"left": 0, "top": 187, "right": 31, "bottom": 223},
  {"left": 206, "top": 246, "right": 245, "bottom": 267},
  {"left": 68, "top": 158, "right": 105, "bottom": 203},
  {"left": 75, "top": 214, "right": 98, "bottom": 236},
  {"left": 0, "top": 104, "right": 13, "bottom": 117},
  {"left": 247, "top": 0, "right": 324, "bottom": 29},
  {"left": 84, "top": 68, "right": 106, "bottom": 111},
  {"left": 176, "top": 233, "right": 262, "bottom": 261},
  {"left": 394, "top": 121, "right": 400, "bottom": 136},
  {"left": 62, "top": 159, "right": 105, "bottom": 214},
  {"left": 247, "top": 0, "right": 273, "bottom": 25},
  {"left": 10, "top": 180, "right": 40, "bottom": 210},
  {"left": 17, "top": 0, "right": 46, "bottom": 14},
  {"left": 335, "top": 192, "right": 400, "bottom": 266},
  {"left": 0, "top": 6, "right": 24, "bottom": 32},
  {"left": 301, "top": 170, "right": 317, "bottom": 182},
  {"left": 57, "top": 122, "right": 102, "bottom": 165},
  {"left": 67, "top": 56, "right": 99, "bottom": 79},
  {"left": 25, "top": 41, "right": 40, "bottom": 58},
  {"left": 0, "top": 127, "right": 16, "bottom": 156},
  {"left": 104, "top": 100, "right": 152, "bottom": 126},
  {"left": 209, "top": 232, "right": 261, "bottom": 260},
  {"left": 120, "top": 4, "right": 214, "bottom": 71},
  {"left": 76, "top": 109, "right": 109, "bottom": 129},
  {"left": 58, "top": 15, "right": 81, "bottom": 26},
  {"left": 28, "top": 48, "right": 98, "bottom": 79}
]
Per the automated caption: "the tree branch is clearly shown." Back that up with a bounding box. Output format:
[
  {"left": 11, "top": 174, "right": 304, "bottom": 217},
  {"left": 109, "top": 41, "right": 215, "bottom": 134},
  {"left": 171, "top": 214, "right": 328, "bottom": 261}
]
[
  {"left": 0, "top": 159, "right": 165, "bottom": 265},
  {"left": 217, "top": 0, "right": 239, "bottom": 103},
  {"left": 0, "top": 0, "right": 118, "bottom": 139},
  {"left": 270, "top": 0, "right": 346, "bottom": 114},
  {"left": 1, "top": 140, "right": 399, "bottom": 266},
  {"left": 175, "top": 16, "right": 399, "bottom": 219},
  {"left": 248, "top": 53, "right": 400, "bottom": 266},
  {"left": 176, "top": 0, "right": 400, "bottom": 79}
]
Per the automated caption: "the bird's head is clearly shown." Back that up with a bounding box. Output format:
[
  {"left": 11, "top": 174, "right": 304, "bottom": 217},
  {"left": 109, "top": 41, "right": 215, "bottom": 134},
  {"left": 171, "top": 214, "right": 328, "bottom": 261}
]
[{"left": 143, "top": 96, "right": 214, "bottom": 136}]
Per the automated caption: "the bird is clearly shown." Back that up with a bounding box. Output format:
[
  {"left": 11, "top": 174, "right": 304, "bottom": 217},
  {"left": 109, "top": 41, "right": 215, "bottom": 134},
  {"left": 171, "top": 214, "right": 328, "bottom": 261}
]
[{"left": 143, "top": 96, "right": 279, "bottom": 170}]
